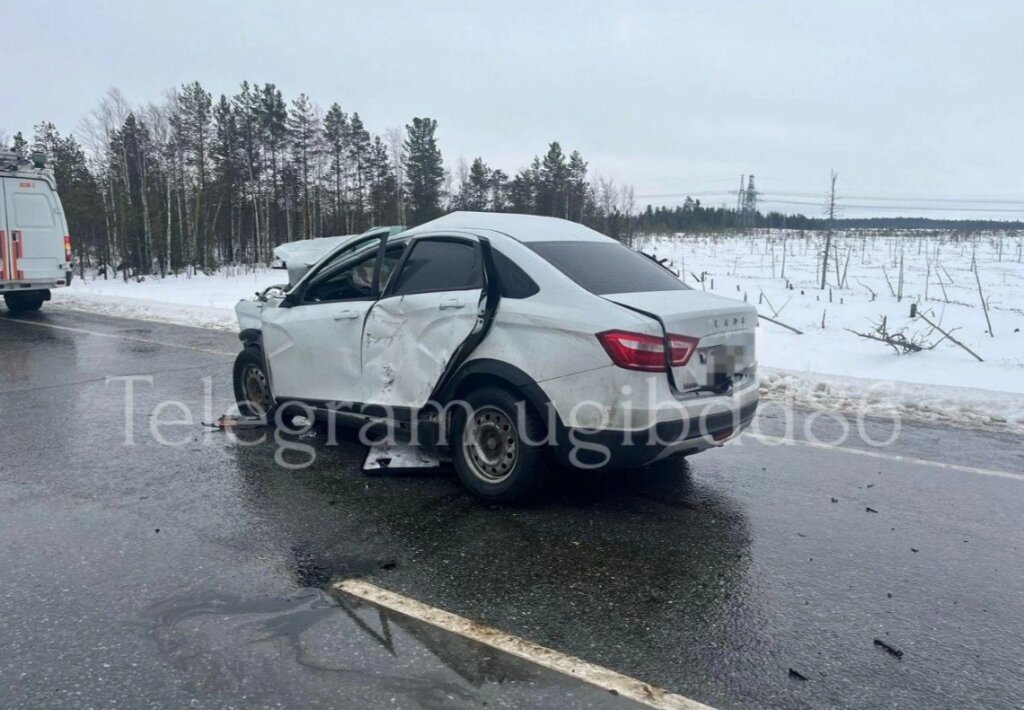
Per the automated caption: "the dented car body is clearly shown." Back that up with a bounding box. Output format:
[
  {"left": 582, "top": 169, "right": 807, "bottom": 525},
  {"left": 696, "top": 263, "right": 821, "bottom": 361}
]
[{"left": 234, "top": 212, "right": 758, "bottom": 501}]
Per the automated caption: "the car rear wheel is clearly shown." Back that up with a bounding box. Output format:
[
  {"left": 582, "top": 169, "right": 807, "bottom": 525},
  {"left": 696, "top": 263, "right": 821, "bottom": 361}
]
[
  {"left": 4, "top": 292, "right": 46, "bottom": 314},
  {"left": 452, "top": 386, "right": 548, "bottom": 503}
]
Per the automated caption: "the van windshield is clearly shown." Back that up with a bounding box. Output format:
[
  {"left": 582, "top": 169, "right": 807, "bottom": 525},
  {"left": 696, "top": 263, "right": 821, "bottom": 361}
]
[{"left": 528, "top": 241, "right": 690, "bottom": 295}]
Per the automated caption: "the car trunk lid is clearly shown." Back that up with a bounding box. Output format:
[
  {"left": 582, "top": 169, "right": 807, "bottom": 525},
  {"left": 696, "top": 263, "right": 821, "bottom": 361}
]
[{"left": 604, "top": 290, "right": 758, "bottom": 393}]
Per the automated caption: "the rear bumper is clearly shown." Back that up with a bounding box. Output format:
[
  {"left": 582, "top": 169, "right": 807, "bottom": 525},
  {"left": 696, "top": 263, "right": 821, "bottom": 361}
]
[
  {"left": 555, "top": 394, "right": 759, "bottom": 470},
  {"left": 0, "top": 282, "right": 57, "bottom": 295}
]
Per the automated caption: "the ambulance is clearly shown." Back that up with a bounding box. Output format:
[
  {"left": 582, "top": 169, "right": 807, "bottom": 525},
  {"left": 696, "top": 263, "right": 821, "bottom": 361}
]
[{"left": 0, "top": 149, "right": 73, "bottom": 313}]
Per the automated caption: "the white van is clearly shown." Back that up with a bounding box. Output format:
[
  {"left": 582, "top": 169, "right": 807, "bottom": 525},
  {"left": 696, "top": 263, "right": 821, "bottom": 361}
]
[{"left": 0, "top": 149, "right": 73, "bottom": 313}]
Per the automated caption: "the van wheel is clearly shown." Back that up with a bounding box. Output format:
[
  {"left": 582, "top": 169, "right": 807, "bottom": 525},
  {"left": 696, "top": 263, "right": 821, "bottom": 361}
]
[
  {"left": 452, "top": 386, "right": 548, "bottom": 503},
  {"left": 4, "top": 292, "right": 45, "bottom": 314}
]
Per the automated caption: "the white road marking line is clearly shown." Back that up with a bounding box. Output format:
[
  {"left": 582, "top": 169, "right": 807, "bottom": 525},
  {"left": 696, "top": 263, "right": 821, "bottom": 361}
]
[
  {"left": 743, "top": 432, "right": 1024, "bottom": 482},
  {"left": 334, "top": 579, "right": 715, "bottom": 710},
  {"left": 3, "top": 317, "right": 235, "bottom": 357}
]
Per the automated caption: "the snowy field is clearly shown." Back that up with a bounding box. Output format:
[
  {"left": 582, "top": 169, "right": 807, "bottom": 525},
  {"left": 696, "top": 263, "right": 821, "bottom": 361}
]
[
  {"left": 638, "top": 229, "right": 1024, "bottom": 428},
  {"left": 51, "top": 229, "right": 1024, "bottom": 429}
]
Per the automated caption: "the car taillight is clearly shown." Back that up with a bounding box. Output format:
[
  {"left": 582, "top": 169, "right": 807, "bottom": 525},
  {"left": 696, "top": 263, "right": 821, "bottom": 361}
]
[
  {"left": 64, "top": 236, "right": 72, "bottom": 262},
  {"left": 668, "top": 334, "right": 700, "bottom": 366},
  {"left": 597, "top": 330, "right": 700, "bottom": 371}
]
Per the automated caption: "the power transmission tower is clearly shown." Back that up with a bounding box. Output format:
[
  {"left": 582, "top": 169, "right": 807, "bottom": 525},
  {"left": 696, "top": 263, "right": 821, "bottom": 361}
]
[{"left": 742, "top": 175, "right": 758, "bottom": 227}]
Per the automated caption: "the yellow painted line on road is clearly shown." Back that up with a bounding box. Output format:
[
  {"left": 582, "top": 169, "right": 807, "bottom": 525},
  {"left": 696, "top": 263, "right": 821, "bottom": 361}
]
[
  {"left": 334, "top": 578, "right": 716, "bottom": 710},
  {"left": 743, "top": 432, "right": 1024, "bottom": 482},
  {"left": 2, "top": 316, "right": 235, "bottom": 357}
]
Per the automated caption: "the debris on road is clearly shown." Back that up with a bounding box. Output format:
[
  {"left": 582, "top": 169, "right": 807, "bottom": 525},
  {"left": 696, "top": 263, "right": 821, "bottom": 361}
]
[
  {"left": 203, "top": 414, "right": 270, "bottom": 430},
  {"left": 363, "top": 443, "right": 442, "bottom": 475},
  {"left": 866, "top": 507, "right": 879, "bottom": 513},
  {"left": 788, "top": 668, "right": 809, "bottom": 681},
  {"left": 874, "top": 639, "right": 904, "bottom": 658}
]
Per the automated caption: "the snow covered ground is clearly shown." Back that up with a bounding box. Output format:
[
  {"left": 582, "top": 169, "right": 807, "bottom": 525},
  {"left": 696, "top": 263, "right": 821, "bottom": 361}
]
[
  {"left": 50, "top": 229, "right": 1024, "bottom": 429},
  {"left": 638, "top": 229, "right": 1024, "bottom": 428},
  {"left": 55, "top": 266, "right": 284, "bottom": 331}
]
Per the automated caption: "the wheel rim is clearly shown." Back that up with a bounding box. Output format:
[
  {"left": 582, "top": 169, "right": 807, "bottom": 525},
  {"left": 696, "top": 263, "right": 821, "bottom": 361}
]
[
  {"left": 241, "top": 364, "right": 271, "bottom": 415},
  {"left": 463, "top": 405, "right": 519, "bottom": 483}
]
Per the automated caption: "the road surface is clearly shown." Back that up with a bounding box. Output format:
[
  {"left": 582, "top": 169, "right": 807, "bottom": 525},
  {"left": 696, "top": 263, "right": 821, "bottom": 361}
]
[{"left": 1, "top": 308, "right": 1021, "bottom": 709}]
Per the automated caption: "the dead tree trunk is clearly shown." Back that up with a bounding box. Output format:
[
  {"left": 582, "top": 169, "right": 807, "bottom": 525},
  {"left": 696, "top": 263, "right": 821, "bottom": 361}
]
[{"left": 820, "top": 170, "right": 837, "bottom": 290}]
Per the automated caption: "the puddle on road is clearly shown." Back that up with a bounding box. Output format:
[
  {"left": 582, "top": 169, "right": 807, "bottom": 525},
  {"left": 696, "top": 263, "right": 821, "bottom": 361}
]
[{"left": 144, "top": 584, "right": 624, "bottom": 708}]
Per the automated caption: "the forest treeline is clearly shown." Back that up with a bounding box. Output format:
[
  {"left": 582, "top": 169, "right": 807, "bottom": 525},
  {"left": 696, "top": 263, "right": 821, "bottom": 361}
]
[
  {"left": 9, "top": 82, "right": 657, "bottom": 276},
  {"left": 15, "top": 81, "right": 1009, "bottom": 278}
]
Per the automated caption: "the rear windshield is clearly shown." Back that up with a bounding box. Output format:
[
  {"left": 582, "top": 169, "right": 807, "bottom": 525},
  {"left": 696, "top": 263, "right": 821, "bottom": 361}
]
[{"left": 529, "top": 241, "right": 689, "bottom": 295}]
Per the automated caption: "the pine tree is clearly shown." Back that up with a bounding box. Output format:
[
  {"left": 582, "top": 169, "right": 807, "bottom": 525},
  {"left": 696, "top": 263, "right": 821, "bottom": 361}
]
[
  {"left": 537, "top": 141, "right": 568, "bottom": 217},
  {"left": 288, "top": 93, "right": 320, "bottom": 240},
  {"left": 368, "top": 136, "right": 397, "bottom": 225},
  {"left": 175, "top": 81, "right": 213, "bottom": 266},
  {"left": 212, "top": 95, "right": 240, "bottom": 261},
  {"left": 457, "top": 157, "right": 491, "bottom": 211},
  {"left": 566, "top": 150, "right": 589, "bottom": 223},
  {"left": 233, "top": 82, "right": 266, "bottom": 262},
  {"left": 403, "top": 117, "right": 445, "bottom": 225},
  {"left": 260, "top": 83, "right": 289, "bottom": 246},
  {"left": 508, "top": 164, "right": 536, "bottom": 214},
  {"left": 322, "top": 103, "right": 350, "bottom": 233},
  {"left": 489, "top": 169, "right": 508, "bottom": 212},
  {"left": 348, "top": 113, "right": 372, "bottom": 230}
]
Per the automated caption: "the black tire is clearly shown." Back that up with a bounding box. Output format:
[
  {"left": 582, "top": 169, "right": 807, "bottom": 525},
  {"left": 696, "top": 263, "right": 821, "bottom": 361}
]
[
  {"left": 233, "top": 347, "right": 276, "bottom": 418},
  {"left": 452, "top": 386, "right": 549, "bottom": 503},
  {"left": 232, "top": 347, "right": 306, "bottom": 427},
  {"left": 4, "top": 292, "right": 45, "bottom": 314}
]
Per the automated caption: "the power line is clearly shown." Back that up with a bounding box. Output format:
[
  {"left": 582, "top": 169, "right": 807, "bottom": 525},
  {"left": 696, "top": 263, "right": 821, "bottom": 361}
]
[
  {"left": 757, "top": 191, "right": 1024, "bottom": 206},
  {"left": 756, "top": 197, "right": 1024, "bottom": 214},
  {"left": 637, "top": 186, "right": 1024, "bottom": 216},
  {"left": 638, "top": 189, "right": 1024, "bottom": 206}
]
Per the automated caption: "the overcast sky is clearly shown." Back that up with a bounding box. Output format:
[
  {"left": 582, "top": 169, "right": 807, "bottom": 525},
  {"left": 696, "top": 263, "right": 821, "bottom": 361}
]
[{"left": 3, "top": 0, "right": 1022, "bottom": 218}]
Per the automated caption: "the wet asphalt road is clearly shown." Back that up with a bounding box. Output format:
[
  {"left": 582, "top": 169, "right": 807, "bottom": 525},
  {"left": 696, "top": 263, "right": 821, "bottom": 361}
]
[{"left": 1, "top": 308, "right": 1022, "bottom": 709}]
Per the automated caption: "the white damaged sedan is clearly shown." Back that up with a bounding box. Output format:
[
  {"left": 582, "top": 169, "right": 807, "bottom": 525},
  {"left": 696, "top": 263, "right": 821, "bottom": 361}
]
[{"left": 234, "top": 212, "right": 758, "bottom": 501}]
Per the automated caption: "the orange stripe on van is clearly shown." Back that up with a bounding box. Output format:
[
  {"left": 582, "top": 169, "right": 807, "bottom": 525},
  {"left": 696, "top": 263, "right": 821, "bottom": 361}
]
[
  {"left": 13, "top": 231, "right": 24, "bottom": 280},
  {"left": 0, "top": 230, "right": 7, "bottom": 281}
]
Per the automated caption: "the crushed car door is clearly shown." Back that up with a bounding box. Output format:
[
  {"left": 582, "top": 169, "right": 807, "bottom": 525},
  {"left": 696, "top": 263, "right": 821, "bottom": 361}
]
[
  {"left": 261, "top": 235, "right": 389, "bottom": 404},
  {"left": 361, "top": 235, "right": 489, "bottom": 410}
]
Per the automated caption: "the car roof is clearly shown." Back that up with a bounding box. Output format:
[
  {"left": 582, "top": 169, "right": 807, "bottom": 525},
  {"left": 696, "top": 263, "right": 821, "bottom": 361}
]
[{"left": 403, "top": 211, "right": 614, "bottom": 244}]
